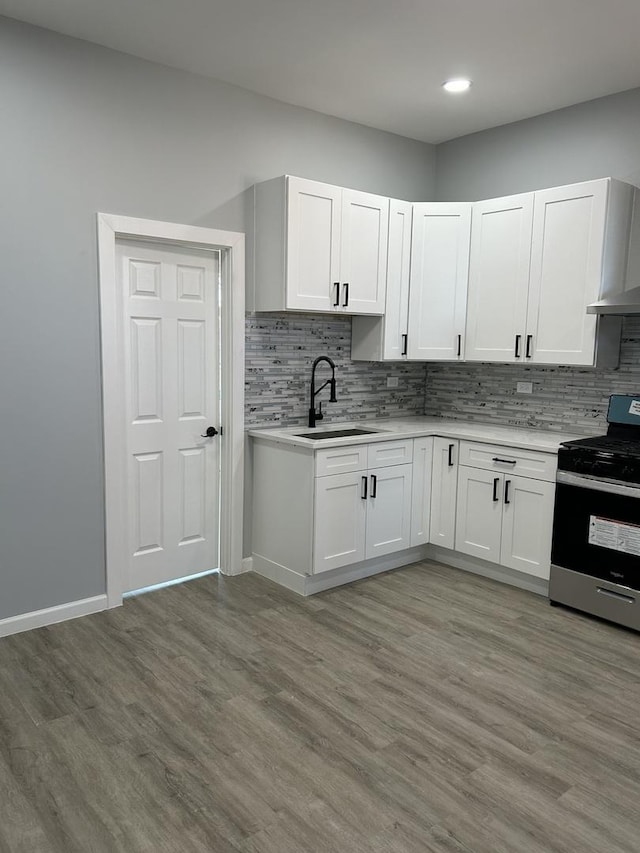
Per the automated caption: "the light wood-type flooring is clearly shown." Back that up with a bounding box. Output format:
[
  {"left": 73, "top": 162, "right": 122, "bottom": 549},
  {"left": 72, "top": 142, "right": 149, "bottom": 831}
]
[{"left": 1, "top": 561, "right": 640, "bottom": 852}]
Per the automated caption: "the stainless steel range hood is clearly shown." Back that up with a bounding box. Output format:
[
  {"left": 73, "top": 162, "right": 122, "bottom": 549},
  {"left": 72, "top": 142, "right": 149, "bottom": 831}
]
[{"left": 587, "top": 285, "right": 640, "bottom": 315}]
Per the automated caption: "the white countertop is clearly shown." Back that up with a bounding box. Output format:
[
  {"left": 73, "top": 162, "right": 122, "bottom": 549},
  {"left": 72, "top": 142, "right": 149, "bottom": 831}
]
[{"left": 248, "top": 416, "right": 586, "bottom": 453}]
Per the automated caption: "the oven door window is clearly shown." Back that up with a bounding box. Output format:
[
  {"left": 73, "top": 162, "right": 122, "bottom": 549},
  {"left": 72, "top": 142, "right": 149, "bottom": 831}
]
[{"left": 552, "top": 482, "right": 640, "bottom": 587}]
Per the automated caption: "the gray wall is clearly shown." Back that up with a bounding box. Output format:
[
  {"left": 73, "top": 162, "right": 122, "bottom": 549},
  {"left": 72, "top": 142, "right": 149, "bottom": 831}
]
[
  {"left": 435, "top": 87, "right": 640, "bottom": 201},
  {"left": 0, "top": 16, "right": 435, "bottom": 620}
]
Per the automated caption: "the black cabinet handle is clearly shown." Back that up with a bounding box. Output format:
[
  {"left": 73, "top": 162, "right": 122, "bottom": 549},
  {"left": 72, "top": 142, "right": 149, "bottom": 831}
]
[
  {"left": 448, "top": 443, "right": 455, "bottom": 467},
  {"left": 401, "top": 334, "right": 408, "bottom": 356},
  {"left": 492, "top": 457, "right": 516, "bottom": 465},
  {"left": 361, "top": 476, "right": 367, "bottom": 500},
  {"left": 333, "top": 282, "right": 340, "bottom": 307},
  {"left": 504, "top": 479, "right": 511, "bottom": 504},
  {"left": 457, "top": 334, "right": 462, "bottom": 357},
  {"left": 493, "top": 477, "right": 500, "bottom": 502},
  {"left": 526, "top": 334, "right": 533, "bottom": 358},
  {"left": 370, "top": 474, "right": 377, "bottom": 498},
  {"left": 515, "top": 334, "right": 521, "bottom": 358},
  {"left": 343, "top": 282, "right": 349, "bottom": 308}
]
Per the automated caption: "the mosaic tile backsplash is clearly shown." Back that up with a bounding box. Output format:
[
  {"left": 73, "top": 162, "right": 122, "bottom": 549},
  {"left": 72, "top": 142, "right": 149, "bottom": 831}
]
[
  {"left": 245, "top": 313, "right": 428, "bottom": 427},
  {"left": 424, "top": 317, "right": 640, "bottom": 435},
  {"left": 245, "top": 314, "right": 640, "bottom": 436}
]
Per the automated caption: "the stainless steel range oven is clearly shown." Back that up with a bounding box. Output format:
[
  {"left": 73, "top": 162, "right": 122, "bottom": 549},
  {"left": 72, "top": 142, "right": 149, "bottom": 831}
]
[{"left": 550, "top": 394, "right": 640, "bottom": 630}]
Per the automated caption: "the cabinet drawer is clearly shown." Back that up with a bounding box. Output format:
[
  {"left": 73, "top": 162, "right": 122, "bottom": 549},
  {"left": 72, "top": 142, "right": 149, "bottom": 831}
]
[
  {"left": 367, "top": 440, "right": 413, "bottom": 469},
  {"left": 315, "top": 445, "right": 368, "bottom": 476},
  {"left": 458, "top": 441, "right": 556, "bottom": 482}
]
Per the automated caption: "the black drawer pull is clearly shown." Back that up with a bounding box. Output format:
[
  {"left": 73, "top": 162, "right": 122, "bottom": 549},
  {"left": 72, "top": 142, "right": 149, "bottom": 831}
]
[
  {"left": 492, "top": 477, "right": 500, "bottom": 502},
  {"left": 515, "top": 334, "right": 521, "bottom": 358},
  {"left": 370, "top": 474, "right": 377, "bottom": 498},
  {"left": 333, "top": 282, "right": 340, "bottom": 306},
  {"left": 504, "top": 479, "right": 511, "bottom": 504},
  {"left": 343, "top": 282, "right": 349, "bottom": 307},
  {"left": 448, "top": 443, "right": 455, "bottom": 467},
  {"left": 526, "top": 334, "right": 533, "bottom": 358},
  {"left": 401, "top": 334, "right": 408, "bottom": 356},
  {"left": 457, "top": 334, "right": 462, "bottom": 357},
  {"left": 361, "top": 476, "right": 367, "bottom": 500},
  {"left": 492, "top": 457, "right": 517, "bottom": 465}
]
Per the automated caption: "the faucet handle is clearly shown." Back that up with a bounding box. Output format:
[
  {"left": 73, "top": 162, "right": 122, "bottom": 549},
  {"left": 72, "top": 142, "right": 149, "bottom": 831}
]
[{"left": 317, "top": 402, "right": 324, "bottom": 421}]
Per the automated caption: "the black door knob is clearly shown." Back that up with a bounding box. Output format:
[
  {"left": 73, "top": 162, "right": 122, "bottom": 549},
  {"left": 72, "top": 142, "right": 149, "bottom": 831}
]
[{"left": 201, "top": 426, "right": 219, "bottom": 437}]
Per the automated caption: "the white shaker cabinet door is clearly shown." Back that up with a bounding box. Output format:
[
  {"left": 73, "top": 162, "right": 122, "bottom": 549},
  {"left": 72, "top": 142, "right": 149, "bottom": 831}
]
[
  {"left": 383, "top": 199, "right": 413, "bottom": 358},
  {"left": 340, "top": 189, "right": 389, "bottom": 315},
  {"left": 465, "top": 193, "right": 533, "bottom": 362},
  {"left": 526, "top": 179, "right": 608, "bottom": 365},
  {"left": 408, "top": 203, "right": 471, "bottom": 360},
  {"left": 455, "top": 468, "right": 503, "bottom": 564},
  {"left": 365, "top": 464, "right": 413, "bottom": 560},
  {"left": 313, "top": 471, "right": 367, "bottom": 573},
  {"left": 286, "top": 177, "right": 342, "bottom": 312},
  {"left": 500, "top": 475, "right": 555, "bottom": 579},
  {"left": 430, "top": 438, "right": 459, "bottom": 550},
  {"left": 411, "top": 437, "right": 434, "bottom": 546}
]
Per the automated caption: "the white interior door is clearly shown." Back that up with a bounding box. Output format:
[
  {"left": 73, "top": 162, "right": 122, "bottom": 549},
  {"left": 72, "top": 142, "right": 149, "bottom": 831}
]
[{"left": 118, "top": 240, "right": 220, "bottom": 593}]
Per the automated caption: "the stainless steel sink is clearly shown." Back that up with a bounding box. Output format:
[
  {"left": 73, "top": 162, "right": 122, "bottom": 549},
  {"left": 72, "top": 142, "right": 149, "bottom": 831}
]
[{"left": 294, "top": 428, "right": 379, "bottom": 440}]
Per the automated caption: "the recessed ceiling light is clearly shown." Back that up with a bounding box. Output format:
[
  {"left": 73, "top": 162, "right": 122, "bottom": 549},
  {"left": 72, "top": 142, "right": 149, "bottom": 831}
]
[{"left": 442, "top": 78, "right": 472, "bottom": 93}]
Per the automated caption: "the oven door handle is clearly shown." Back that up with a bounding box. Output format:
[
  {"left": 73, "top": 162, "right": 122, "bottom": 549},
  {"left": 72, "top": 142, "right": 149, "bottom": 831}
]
[{"left": 557, "top": 470, "right": 640, "bottom": 497}]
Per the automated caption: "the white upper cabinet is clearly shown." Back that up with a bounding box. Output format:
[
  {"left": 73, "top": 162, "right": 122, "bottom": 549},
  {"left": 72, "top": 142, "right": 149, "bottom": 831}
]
[
  {"left": 253, "top": 175, "right": 388, "bottom": 315},
  {"left": 526, "top": 179, "right": 633, "bottom": 366},
  {"left": 407, "top": 203, "right": 471, "bottom": 360},
  {"left": 286, "top": 178, "right": 342, "bottom": 312},
  {"left": 351, "top": 199, "right": 412, "bottom": 360},
  {"left": 465, "top": 179, "right": 634, "bottom": 367},
  {"left": 340, "top": 188, "right": 389, "bottom": 314},
  {"left": 465, "top": 193, "right": 534, "bottom": 363}
]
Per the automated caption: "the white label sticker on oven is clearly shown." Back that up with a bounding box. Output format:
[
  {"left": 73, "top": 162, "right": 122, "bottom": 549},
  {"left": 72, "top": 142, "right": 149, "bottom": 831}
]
[
  {"left": 628, "top": 400, "right": 640, "bottom": 416},
  {"left": 588, "top": 515, "right": 640, "bottom": 555}
]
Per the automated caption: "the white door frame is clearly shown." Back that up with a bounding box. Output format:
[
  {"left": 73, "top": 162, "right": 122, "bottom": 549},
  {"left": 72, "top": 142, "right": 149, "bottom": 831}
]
[{"left": 97, "top": 213, "right": 245, "bottom": 608}]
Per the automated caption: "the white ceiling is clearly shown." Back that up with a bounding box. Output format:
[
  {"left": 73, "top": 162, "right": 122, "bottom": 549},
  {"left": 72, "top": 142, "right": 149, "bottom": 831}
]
[{"left": 2, "top": 0, "right": 640, "bottom": 143}]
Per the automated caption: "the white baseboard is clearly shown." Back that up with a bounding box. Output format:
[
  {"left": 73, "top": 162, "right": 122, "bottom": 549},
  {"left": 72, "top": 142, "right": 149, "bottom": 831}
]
[
  {"left": 252, "top": 547, "right": 429, "bottom": 596},
  {"left": 0, "top": 594, "right": 109, "bottom": 639},
  {"left": 303, "top": 547, "right": 428, "bottom": 595},
  {"left": 425, "top": 545, "right": 549, "bottom": 597},
  {"left": 251, "top": 545, "right": 548, "bottom": 598},
  {"left": 251, "top": 553, "right": 307, "bottom": 594},
  {"left": 240, "top": 556, "right": 254, "bottom": 574}
]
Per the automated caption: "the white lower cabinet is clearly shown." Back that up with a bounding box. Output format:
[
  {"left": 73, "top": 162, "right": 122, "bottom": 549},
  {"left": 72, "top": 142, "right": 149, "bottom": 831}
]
[
  {"left": 455, "top": 459, "right": 556, "bottom": 579},
  {"left": 410, "top": 436, "right": 434, "bottom": 546},
  {"left": 314, "top": 463, "right": 413, "bottom": 573},
  {"left": 313, "top": 471, "right": 367, "bottom": 573},
  {"left": 455, "top": 467, "right": 503, "bottom": 562},
  {"left": 500, "top": 475, "right": 555, "bottom": 578},
  {"left": 429, "top": 437, "right": 459, "bottom": 549}
]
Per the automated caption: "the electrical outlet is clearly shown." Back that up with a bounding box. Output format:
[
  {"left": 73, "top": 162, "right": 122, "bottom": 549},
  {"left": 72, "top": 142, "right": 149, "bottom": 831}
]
[
  {"left": 387, "top": 376, "right": 399, "bottom": 388},
  {"left": 517, "top": 381, "right": 533, "bottom": 394}
]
